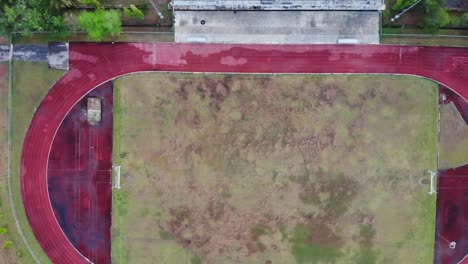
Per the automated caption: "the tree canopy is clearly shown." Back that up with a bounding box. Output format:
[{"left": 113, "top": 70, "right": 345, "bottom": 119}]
[
  {"left": 461, "top": 13, "right": 468, "bottom": 27},
  {"left": 423, "top": 0, "right": 450, "bottom": 33},
  {"left": 0, "top": 0, "right": 67, "bottom": 36},
  {"left": 78, "top": 8, "right": 122, "bottom": 41},
  {"left": 123, "top": 4, "right": 145, "bottom": 20},
  {"left": 392, "top": 0, "right": 418, "bottom": 11}
]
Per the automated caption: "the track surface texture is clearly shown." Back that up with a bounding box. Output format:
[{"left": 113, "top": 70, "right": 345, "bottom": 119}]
[
  {"left": 20, "top": 43, "right": 468, "bottom": 264},
  {"left": 47, "top": 82, "right": 113, "bottom": 264},
  {"left": 437, "top": 164, "right": 468, "bottom": 264},
  {"left": 436, "top": 85, "right": 468, "bottom": 264}
]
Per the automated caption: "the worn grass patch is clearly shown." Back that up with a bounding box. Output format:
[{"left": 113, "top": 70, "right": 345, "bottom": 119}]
[
  {"left": 9, "top": 61, "right": 63, "bottom": 264},
  {"left": 112, "top": 73, "right": 438, "bottom": 264},
  {"left": 380, "top": 34, "right": 468, "bottom": 47},
  {"left": 439, "top": 103, "right": 468, "bottom": 169},
  {"left": 13, "top": 32, "right": 174, "bottom": 44}
]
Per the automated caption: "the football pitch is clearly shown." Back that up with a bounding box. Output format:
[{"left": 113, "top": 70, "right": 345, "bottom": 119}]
[{"left": 111, "top": 73, "right": 438, "bottom": 264}]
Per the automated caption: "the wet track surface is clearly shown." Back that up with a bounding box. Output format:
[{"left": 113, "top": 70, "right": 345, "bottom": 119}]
[
  {"left": 440, "top": 85, "right": 468, "bottom": 125},
  {"left": 436, "top": 164, "right": 468, "bottom": 264},
  {"left": 48, "top": 82, "right": 112, "bottom": 264},
  {"left": 19, "top": 43, "right": 468, "bottom": 264},
  {"left": 436, "top": 86, "right": 468, "bottom": 264}
]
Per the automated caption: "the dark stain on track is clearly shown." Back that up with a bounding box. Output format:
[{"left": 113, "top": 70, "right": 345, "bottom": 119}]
[
  {"left": 435, "top": 86, "right": 468, "bottom": 264},
  {"left": 47, "top": 82, "right": 113, "bottom": 264}
]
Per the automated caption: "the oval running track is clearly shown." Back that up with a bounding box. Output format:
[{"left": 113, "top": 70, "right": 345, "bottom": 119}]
[{"left": 20, "top": 43, "right": 468, "bottom": 264}]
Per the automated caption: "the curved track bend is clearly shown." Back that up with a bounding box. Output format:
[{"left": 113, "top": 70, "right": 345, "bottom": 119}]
[{"left": 20, "top": 43, "right": 468, "bottom": 263}]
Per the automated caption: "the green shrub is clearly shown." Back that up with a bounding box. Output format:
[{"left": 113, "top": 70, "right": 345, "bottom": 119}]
[
  {"left": 461, "top": 13, "right": 468, "bottom": 27},
  {"left": 123, "top": 4, "right": 145, "bottom": 20},
  {"left": 448, "top": 15, "right": 461, "bottom": 27},
  {"left": 2, "top": 241, "right": 13, "bottom": 249},
  {"left": 0, "top": 227, "right": 7, "bottom": 234},
  {"left": 79, "top": 0, "right": 101, "bottom": 8},
  {"left": 137, "top": 3, "right": 149, "bottom": 9},
  {"left": 423, "top": 0, "right": 450, "bottom": 33},
  {"left": 0, "top": 0, "right": 68, "bottom": 37},
  {"left": 78, "top": 8, "right": 121, "bottom": 41},
  {"left": 64, "top": 11, "right": 80, "bottom": 31},
  {"left": 44, "top": 0, "right": 74, "bottom": 10},
  {"left": 392, "top": 0, "right": 418, "bottom": 11}
]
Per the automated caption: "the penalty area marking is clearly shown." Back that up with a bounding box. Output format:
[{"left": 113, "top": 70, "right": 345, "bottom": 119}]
[{"left": 113, "top": 166, "right": 121, "bottom": 189}]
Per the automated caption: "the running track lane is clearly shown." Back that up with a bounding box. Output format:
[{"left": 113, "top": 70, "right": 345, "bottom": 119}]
[{"left": 20, "top": 43, "right": 468, "bottom": 264}]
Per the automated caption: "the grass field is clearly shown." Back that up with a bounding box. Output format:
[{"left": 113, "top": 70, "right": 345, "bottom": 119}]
[
  {"left": 439, "top": 103, "right": 468, "bottom": 169},
  {"left": 112, "top": 73, "right": 438, "bottom": 264},
  {"left": 380, "top": 33, "right": 468, "bottom": 47},
  {"left": 7, "top": 61, "right": 63, "bottom": 264},
  {"left": 12, "top": 31, "right": 174, "bottom": 44},
  {"left": 0, "top": 62, "right": 18, "bottom": 264}
]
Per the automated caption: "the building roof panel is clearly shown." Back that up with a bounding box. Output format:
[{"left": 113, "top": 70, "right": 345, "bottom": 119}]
[{"left": 172, "top": 0, "right": 385, "bottom": 10}]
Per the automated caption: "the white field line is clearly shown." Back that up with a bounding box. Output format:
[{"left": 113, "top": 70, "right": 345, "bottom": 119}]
[
  {"left": 456, "top": 254, "right": 468, "bottom": 264},
  {"left": 437, "top": 94, "right": 441, "bottom": 172}
]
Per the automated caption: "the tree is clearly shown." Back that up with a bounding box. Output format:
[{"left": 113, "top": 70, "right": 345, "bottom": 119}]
[
  {"left": 461, "top": 13, "right": 468, "bottom": 27},
  {"left": 47, "top": 14, "right": 68, "bottom": 38},
  {"left": 64, "top": 11, "right": 80, "bottom": 31},
  {"left": 448, "top": 15, "right": 461, "bottom": 28},
  {"left": 78, "top": 9, "right": 121, "bottom": 41},
  {"left": 423, "top": 0, "right": 450, "bottom": 33},
  {"left": 123, "top": 4, "right": 145, "bottom": 20},
  {"left": 79, "top": 0, "right": 100, "bottom": 8},
  {"left": 0, "top": 0, "right": 68, "bottom": 36},
  {"left": 43, "top": 0, "right": 75, "bottom": 10},
  {"left": 2, "top": 241, "right": 13, "bottom": 249},
  {"left": 392, "top": 0, "right": 418, "bottom": 11}
]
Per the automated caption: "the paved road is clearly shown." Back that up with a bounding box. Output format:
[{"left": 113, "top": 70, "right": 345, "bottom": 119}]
[
  {"left": 20, "top": 43, "right": 468, "bottom": 264},
  {"left": 0, "top": 44, "right": 68, "bottom": 70},
  {"left": 11, "top": 45, "right": 48, "bottom": 61}
]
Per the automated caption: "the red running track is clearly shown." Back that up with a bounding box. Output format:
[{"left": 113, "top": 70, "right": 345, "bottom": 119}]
[
  {"left": 436, "top": 86, "right": 468, "bottom": 264},
  {"left": 436, "top": 164, "right": 468, "bottom": 264},
  {"left": 20, "top": 43, "right": 468, "bottom": 264}
]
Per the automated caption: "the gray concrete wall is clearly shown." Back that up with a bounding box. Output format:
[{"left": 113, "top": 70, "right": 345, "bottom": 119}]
[{"left": 175, "top": 11, "right": 380, "bottom": 44}]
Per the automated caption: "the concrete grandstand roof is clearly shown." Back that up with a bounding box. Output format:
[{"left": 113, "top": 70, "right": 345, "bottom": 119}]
[
  {"left": 174, "top": 11, "right": 380, "bottom": 44},
  {"left": 171, "top": 0, "right": 386, "bottom": 11}
]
